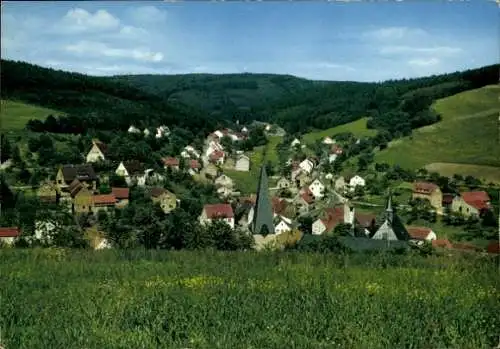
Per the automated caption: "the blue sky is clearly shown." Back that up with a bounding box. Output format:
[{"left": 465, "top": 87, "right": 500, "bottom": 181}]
[{"left": 1, "top": 1, "right": 498, "bottom": 82}]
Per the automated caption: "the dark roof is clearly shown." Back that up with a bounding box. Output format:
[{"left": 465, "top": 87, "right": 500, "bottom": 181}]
[
  {"left": 370, "top": 195, "right": 410, "bottom": 241},
  {"left": 252, "top": 166, "right": 274, "bottom": 234},
  {"left": 339, "top": 236, "right": 410, "bottom": 252},
  {"left": 68, "top": 179, "right": 84, "bottom": 197},
  {"left": 111, "top": 187, "right": 129, "bottom": 200},
  {"left": 150, "top": 187, "right": 168, "bottom": 198},
  {"left": 123, "top": 160, "right": 144, "bottom": 175},
  {"left": 61, "top": 164, "right": 97, "bottom": 183},
  {"left": 92, "top": 139, "right": 108, "bottom": 155}
]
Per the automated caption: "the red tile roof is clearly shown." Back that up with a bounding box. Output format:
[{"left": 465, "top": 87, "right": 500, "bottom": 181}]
[
  {"left": 162, "top": 157, "right": 179, "bottom": 167},
  {"left": 111, "top": 187, "right": 129, "bottom": 200},
  {"left": 432, "top": 239, "right": 452, "bottom": 249},
  {"left": 331, "top": 144, "right": 343, "bottom": 155},
  {"left": 0, "top": 227, "right": 21, "bottom": 238},
  {"left": 300, "top": 188, "right": 315, "bottom": 204},
  {"left": 204, "top": 204, "right": 234, "bottom": 219},
  {"left": 407, "top": 226, "right": 433, "bottom": 240},
  {"left": 210, "top": 151, "right": 225, "bottom": 161},
  {"left": 320, "top": 207, "right": 346, "bottom": 232},
  {"left": 189, "top": 159, "right": 201, "bottom": 169},
  {"left": 460, "top": 191, "right": 491, "bottom": 210},
  {"left": 413, "top": 182, "right": 439, "bottom": 195},
  {"left": 487, "top": 240, "right": 500, "bottom": 254},
  {"left": 241, "top": 195, "right": 257, "bottom": 205},
  {"left": 93, "top": 194, "right": 116, "bottom": 205},
  {"left": 272, "top": 197, "right": 288, "bottom": 216},
  {"left": 355, "top": 212, "right": 376, "bottom": 228}
]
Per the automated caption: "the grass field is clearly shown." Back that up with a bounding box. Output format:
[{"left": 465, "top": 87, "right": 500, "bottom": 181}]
[
  {"left": 1, "top": 249, "right": 498, "bottom": 349},
  {"left": 303, "top": 117, "right": 377, "bottom": 144},
  {"left": 1, "top": 99, "right": 63, "bottom": 130},
  {"left": 425, "top": 163, "right": 500, "bottom": 184},
  {"left": 225, "top": 136, "right": 282, "bottom": 194},
  {"left": 375, "top": 85, "right": 500, "bottom": 178}
]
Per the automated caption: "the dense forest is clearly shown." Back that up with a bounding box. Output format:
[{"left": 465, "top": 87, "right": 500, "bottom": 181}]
[
  {"left": 114, "top": 64, "right": 498, "bottom": 136},
  {"left": 1, "top": 59, "right": 498, "bottom": 141}
]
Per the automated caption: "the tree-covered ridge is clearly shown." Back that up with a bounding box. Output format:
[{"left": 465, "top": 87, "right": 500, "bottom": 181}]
[
  {"left": 114, "top": 64, "right": 498, "bottom": 136},
  {"left": 0, "top": 59, "right": 216, "bottom": 137}
]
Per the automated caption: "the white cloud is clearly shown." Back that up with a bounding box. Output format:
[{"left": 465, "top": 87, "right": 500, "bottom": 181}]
[
  {"left": 408, "top": 58, "right": 440, "bottom": 67},
  {"left": 65, "top": 41, "right": 164, "bottom": 63},
  {"left": 379, "top": 45, "right": 462, "bottom": 56},
  {"left": 128, "top": 6, "right": 167, "bottom": 25},
  {"left": 59, "top": 8, "right": 121, "bottom": 33},
  {"left": 363, "top": 27, "right": 427, "bottom": 41}
]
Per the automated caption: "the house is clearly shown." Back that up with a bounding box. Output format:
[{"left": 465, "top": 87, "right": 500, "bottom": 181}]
[
  {"left": 334, "top": 176, "right": 346, "bottom": 192},
  {"left": 205, "top": 140, "right": 224, "bottom": 158},
  {"left": 451, "top": 191, "right": 491, "bottom": 217},
  {"left": 331, "top": 144, "right": 343, "bottom": 155},
  {"left": 442, "top": 193, "right": 455, "bottom": 210},
  {"left": 308, "top": 179, "right": 325, "bottom": 199},
  {"left": 295, "top": 188, "right": 315, "bottom": 214},
  {"left": 412, "top": 182, "right": 443, "bottom": 213},
  {"left": 274, "top": 216, "right": 293, "bottom": 235},
  {"left": 37, "top": 181, "right": 58, "bottom": 204},
  {"left": 0, "top": 227, "right": 21, "bottom": 245},
  {"left": 277, "top": 177, "right": 291, "bottom": 190},
  {"left": 92, "top": 194, "right": 117, "bottom": 214},
  {"left": 155, "top": 125, "right": 170, "bottom": 139},
  {"left": 215, "top": 174, "right": 234, "bottom": 188},
  {"left": 328, "top": 153, "right": 338, "bottom": 164},
  {"left": 407, "top": 226, "right": 437, "bottom": 242},
  {"left": 234, "top": 154, "right": 250, "bottom": 172},
  {"left": 141, "top": 169, "right": 164, "bottom": 187},
  {"left": 181, "top": 145, "right": 201, "bottom": 159},
  {"left": 115, "top": 160, "right": 145, "bottom": 186},
  {"left": 349, "top": 175, "right": 366, "bottom": 192},
  {"left": 188, "top": 159, "right": 202, "bottom": 176},
  {"left": 291, "top": 138, "right": 301, "bottom": 147},
  {"left": 355, "top": 212, "right": 377, "bottom": 236},
  {"left": 86, "top": 139, "right": 107, "bottom": 163},
  {"left": 111, "top": 187, "right": 129, "bottom": 207},
  {"left": 241, "top": 126, "right": 249, "bottom": 133},
  {"left": 143, "top": 128, "right": 151, "bottom": 137},
  {"left": 371, "top": 196, "right": 410, "bottom": 241},
  {"left": 323, "top": 136, "right": 335, "bottom": 145},
  {"left": 299, "top": 159, "right": 314, "bottom": 174},
  {"left": 56, "top": 164, "right": 97, "bottom": 191},
  {"left": 312, "top": 203, "right": 355, "bottom": 235},
  {"left": 73, "top": 186, "right": 93, "bottom": 214},
  {"left": 162, "top": 157, "right": 180, "bottom": 171},
  {"left": 204, "top": 163, "right": 219, "bottom": 178},
  {"left": 199, "top": 204, "right": 235, "bottom": 229},
  {"left": 128, "top": 125, "right": 141, "bottom": 133},
  {"left": 150, "top": 187, "right": 178, "bottom": 214},
  {"left": 217, "top": 186, "right": 233, "bottom": 198},
  {"left": 209, "top": 151, "right": 225, "bottom": 165}
]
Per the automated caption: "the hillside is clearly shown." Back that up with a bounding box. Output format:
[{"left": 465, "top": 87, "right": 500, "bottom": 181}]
[
  {"left": 374, "top": 85, "right": 500, "bottom": 182},
  {"left": 0, "top": 60, "right": 215, "bottom": 136},
  {"left": 113, "top": 64, "right": 498, "bottom": 135},
  {"left": 1, "top": 100, "right": 65, "bottom": 131},
  {"left": 302, "top": 117, "right": 377, "bottom": 144}
]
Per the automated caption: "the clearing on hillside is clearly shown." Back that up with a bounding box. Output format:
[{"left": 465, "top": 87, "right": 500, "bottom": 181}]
[
  {"left": 302, "top": 117, "right": 377, "bottom": 144},
  {"left": 375, "top": 85, "right": 500, "bottom": 175},
  {"left": 425, "top": 163, "right": 500, "bottom": 184},
  {"left": 1, "top": 99, "right": 63, "bottom": 131}
]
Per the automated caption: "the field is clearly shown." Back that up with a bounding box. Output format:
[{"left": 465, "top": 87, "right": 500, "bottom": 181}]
[
  {"left": 224, "top": 136, "right": 282, "bottom": 194},
  {"left": 302, "top": 117, "right": 377, "bottom": 144},
  {"left": 375, "top": 85, "right": 500, "bottom": 179},
  {"left": 1, "top": 99, "right": 63, "bottom": 131},
  {"left": 1, "top": 249, "right": 499, "bottom": 349},
  {"left": 425, "top": 163, "right": 500, "bottom": 184}
]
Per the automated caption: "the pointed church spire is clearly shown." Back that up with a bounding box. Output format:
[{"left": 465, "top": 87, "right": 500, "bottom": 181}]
[
  {"left": 386, "top": 190, "right": 393, "bottom": 226},
  {"left": 252, "top": 165, "right": 274, "bottom": 235}
]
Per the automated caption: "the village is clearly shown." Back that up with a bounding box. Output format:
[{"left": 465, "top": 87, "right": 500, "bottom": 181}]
[{"left": 0, "top": 121, "right": 498, "bottom": 254}]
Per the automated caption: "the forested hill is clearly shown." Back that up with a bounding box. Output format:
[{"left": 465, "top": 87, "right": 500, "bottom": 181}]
[
  {"left": 113, "top": 65, "right": 498, "bottom": 135},
  {"left": 0, "top": 59, "right": 215, "bottom": 136}
]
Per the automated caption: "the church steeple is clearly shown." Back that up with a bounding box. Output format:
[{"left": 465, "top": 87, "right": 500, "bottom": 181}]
[
  {"left": 252, "top": 165, "right": 274, "bottom": 235},
  {"left": 386, "top": 191, "right": 393, "bottom": 225}
]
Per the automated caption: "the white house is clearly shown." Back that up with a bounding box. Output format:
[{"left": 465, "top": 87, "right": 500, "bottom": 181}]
[
  {"left": 215, "top": 174, "right": 234, "bottom": 188},
  {"left": 155, "top": 125, "right": 170, "bottom": 139},
  {"left": 205, "top": 141, "right": 224, "bottom": 158},
  {"left": 308, "top": 179, "right": 325, "bottom": 199},
  {"left": 274, "top": 216, "right": 293, "bottom": 235},
  {"left": 291, "top": 138, "right": 301, "bottom": 147},
  {"left": 328, "top": 153, "right": 338, "bottom": 163},
  {"left": 0, "top": 227, "right": 20, "bottom": 246},
  {"left": 299, "top": 159, "right": 314, "bottom": 174},
  {"left": 277, "top": 177, "right": 291, "bottom": 189},
  {"left": 234, "top": 154, "right": 250, "bottom": 172},
  {"left": 115, "top": 160, "right": 144, "bottom": 186},
  {"left": 209, "top": 151, "right": 225, "bottom": 165},
  {"left": 311, "top": 203, "right": 355, "bottom": 235},
  {"left": 241, "top": 126, "right": 249, "bottom": 133},
  {"left": 217, "top": 186, "right": 232, "bottom": 198},
  {"left": 128, "top": 125, "right": 140, "bottom": 133},
  {"left": 199, "top": 204, "right": 235, "bottom": 229},
  {"left": 143, "top": 128, "right": 151, "bottom": 137},
  {"left": 407, "top": 227, "right": 437, "bottom": 242},
  {"left": 214, "top": 130, "right": 224, "bottom": 139},
  {"left": 86, "top": 140, "right": 107, "bottom": 163},
  {"left": 323, "top": 137, "right": 335, "bottom": 145},
  {"left": 349, "top": 175, "right": 366, "bottom": 191}
]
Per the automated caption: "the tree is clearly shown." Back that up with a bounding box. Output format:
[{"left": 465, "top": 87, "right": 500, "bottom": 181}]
[
  {"left": 1, "top": 134, "right": 12, "bottom": 163},
  {"left": 333, "top": 223, "right": 352, "bottom": 237}
]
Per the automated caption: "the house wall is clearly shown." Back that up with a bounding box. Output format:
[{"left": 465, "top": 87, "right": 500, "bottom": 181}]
[
  {"left": 275, "top": 221, "right": 291, "bottom": 235},
  {"left": 235, "top": 158, "right": 250, "bottom": 172},
  {"left": 451, "top": 197, "right": 479, "bottom": 217},
  {"left": 56, "top": 169, "right": 67, "bottom": 188},
  {"left": 412, "top": 189, "right": 443, "bottom": 212},
  {"left": 74, "top": 189, "right": 93, "bottom": 214},
  {"left": 160, "top": 194, "right": 177, "bottom": 214},
  {"left": 309, "top": 181, "right": 325, "bottom": 199},
  {"left": 0, "top": 237, "right": 16, "bottom": 246},
  {"left": 115, "top": 162, "right": 129, "bottom": 177},
  {"left": 86, "top": 144, "right": 104, "bottom": 163},
  {"left": 312, "top": 220, "right": 326, "bottom": 235}
]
